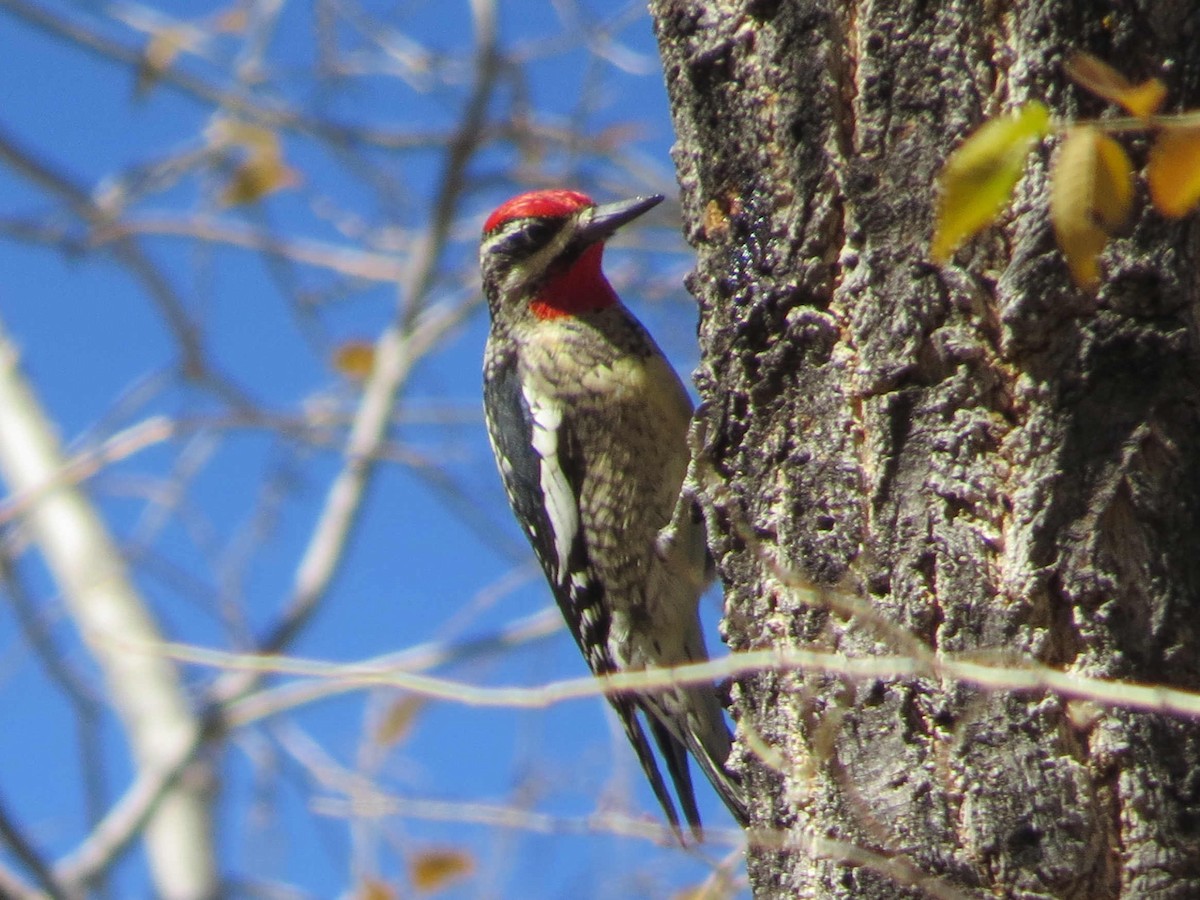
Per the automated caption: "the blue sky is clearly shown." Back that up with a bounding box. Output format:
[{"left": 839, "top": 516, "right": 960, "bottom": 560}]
[{"left": 0, "top": 1, "right": 746, "bottom": 896}]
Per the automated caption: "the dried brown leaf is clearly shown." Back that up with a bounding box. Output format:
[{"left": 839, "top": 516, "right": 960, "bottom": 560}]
[
  {"left": 1064, "top": 51, "right": 1166, "bottom": 118},
  {"left": 356, "top": 877, "right": 396, "bottom": 900},
  {"left": 411, "top": 848, "right": 473, "bottom": 894},
  {"left": 333, "top": 341, "right": 377, "bottom": 381}
]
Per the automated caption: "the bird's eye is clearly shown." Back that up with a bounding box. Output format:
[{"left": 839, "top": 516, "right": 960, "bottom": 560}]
[
  {"left": 493, "top": 218, "right": 558, "bottom": 257},
  {"left": 521, "top": 220, "right": 556, "bottom": 245}
]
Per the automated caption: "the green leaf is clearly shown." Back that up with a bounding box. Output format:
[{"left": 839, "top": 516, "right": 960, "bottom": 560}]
[{"left": 932, "top": 102, "right": 1051, "bottom": 262}]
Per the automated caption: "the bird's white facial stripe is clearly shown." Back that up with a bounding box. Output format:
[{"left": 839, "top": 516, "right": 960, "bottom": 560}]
[
  {"left": 497, "top": 214, "right": 581, "bottom": 299},
  {"left": 523, "top": 387, "right": 577, "bottom": 581}
]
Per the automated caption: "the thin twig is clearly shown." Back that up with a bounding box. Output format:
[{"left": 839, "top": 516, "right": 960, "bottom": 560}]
[
  {"left": 224, "top": 604, "right": 560, "bottom": 728},
  {"left": 0, "top": 0, "right": 449, "bottom": 150},
  {"left": 101, "top": 215, "right": 407, "bottom": 281},
  {"left": 313, "top": 793, "right": 692, "bottom": 846},
  {"left": 133, "top": 637, "right": 1200, "bottom": 723},
  {"left": 0, "top": 122, "right": 205, "bottom": 375},
  {"left": 0, "top": 790, "right": 71, "bottom": 900},
  {"left": 0, "top": 546, "right": 110, "bottom": 862}
]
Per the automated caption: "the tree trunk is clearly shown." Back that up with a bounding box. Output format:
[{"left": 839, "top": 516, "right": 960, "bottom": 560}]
[{"left": 650, "top": 2, "right": 1200, "bottom": 896}]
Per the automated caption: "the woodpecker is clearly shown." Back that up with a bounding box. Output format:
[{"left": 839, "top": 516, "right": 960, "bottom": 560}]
[{"left": 480, "top": 188, "right": 748, "bottom": 836}]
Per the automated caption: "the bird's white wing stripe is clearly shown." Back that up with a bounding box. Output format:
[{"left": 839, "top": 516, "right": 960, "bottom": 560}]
[{"left": 523, "top": 386, "right": 577, "bottom": 582}]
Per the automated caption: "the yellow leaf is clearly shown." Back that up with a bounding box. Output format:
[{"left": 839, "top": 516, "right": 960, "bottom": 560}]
[
  {"left": 410, "top": 848, "right": 473, "bottom": 893},
  {"left": 1050, "top": 126, "right": 1134, "bottom": 289},
  {"left": 931, "top": 102, "right": 1051, "bottom": 263},
  {"left": 1118, "top": 79, "right": 1168, "bottom": 120},
  {"left": 220, "top": 154, "right": 299, "bottom": 206},
  {"left": 136, "top": 27, "right": 186, "bottom": 96},
  {"left": 210, "top": 121, "right": 299, "bottom": 205},
  {"left": 1063, "top": 51, "right": 1166, "bottom": 119},
  {"left": 1147, "top": 124, "right": 1200, "bottom": 218},
  {"left": 374, "top": 695, "right": 424, "bottom": 747},
  {"left": 333, "top": 341, "right": 377, "bottom": 381},
  {"left": 208, "top": 120, "right": 281, "bottom": 155},
  {"left": 1091, "top": 135, "right": 1134, "bottom": 232}
]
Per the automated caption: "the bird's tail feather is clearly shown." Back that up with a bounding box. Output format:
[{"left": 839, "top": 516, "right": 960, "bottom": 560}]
[
  {"left": 643, "top": 682, "right": 749, "bottom": 832},
  {"left": 613, "top": 696, "right": 685, "bottom": 838}
]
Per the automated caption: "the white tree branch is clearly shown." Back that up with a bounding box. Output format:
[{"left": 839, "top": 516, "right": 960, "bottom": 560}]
[{"left": 0, "top": 319, "right": 216, "bottom": 899}]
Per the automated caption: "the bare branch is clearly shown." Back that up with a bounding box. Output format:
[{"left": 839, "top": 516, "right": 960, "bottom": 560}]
[
  {"left": 0, "top": 863, "right": 38, "bottom": 900},
  {"left": 0, "top": 791, "right": 69, "bottom": 899},
  {"left": 0, "top": 0, "right": 449, "bottom": 150},
  {"left": 313, "top": 792, "right": 699, "bottom": 846},
  {"left": 0, "top": 320, "right": 216, "bottom": 899},
  {"left": 210, "top": 0, "right": 500, "bottom": 678},
  {"left": 145, "top": 635, "right": 1200, "bottom": 724},
  {"left": 0, "top": 546, "right": 110, "bottom": 853},
  {"left": 224, "top": 604, "right": 560, "bottom": 729},
  {"left": 53, "top": 741, "right": 202, "bottom": 892},
  {"left": 0, "top": 121, "right": 205, "bottom": 376},
  {"left": 101, "top": 215, "right": 407, "bottom": 282}
]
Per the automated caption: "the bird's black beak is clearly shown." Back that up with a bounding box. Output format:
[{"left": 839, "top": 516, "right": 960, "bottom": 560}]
[{"left": 577, "top": 194, "right": 664, "bottom": 244}]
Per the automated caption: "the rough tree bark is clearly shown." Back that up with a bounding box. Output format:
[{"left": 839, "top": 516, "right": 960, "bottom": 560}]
[{"left": 651, "top": 2, "right": 1200, "bottom": 897}]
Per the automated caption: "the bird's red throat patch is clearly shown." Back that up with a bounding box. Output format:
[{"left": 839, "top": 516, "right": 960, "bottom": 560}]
[{"left": 529, "top": 244, "right": 617, "bottom": 320}]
